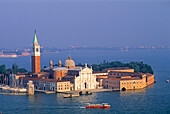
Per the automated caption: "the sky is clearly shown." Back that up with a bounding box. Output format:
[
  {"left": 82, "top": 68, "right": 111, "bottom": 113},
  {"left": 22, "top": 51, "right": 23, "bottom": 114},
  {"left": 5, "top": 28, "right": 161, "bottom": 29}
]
[{"left": 0, "top": 0, "right": 170, "bottom": 48}]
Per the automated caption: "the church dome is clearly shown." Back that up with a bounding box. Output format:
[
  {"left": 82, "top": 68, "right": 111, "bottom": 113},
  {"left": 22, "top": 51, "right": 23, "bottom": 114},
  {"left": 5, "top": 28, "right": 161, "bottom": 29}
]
[{"left": 65, "top": 55, "right": 75, "bottom": 67}]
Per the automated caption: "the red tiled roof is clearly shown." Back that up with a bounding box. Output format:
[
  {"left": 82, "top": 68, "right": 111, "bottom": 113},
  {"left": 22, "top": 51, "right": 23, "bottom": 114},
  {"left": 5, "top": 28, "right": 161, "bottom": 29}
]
[
  {"left": 120, "top": 77, "right": 141, "bottom": 80},
  {"left": 93, "top": 71, "right": 107, "bottom": 74},
  {"left": 105, "top": 76, "right": 141, "bottom": 81},
  {"left": 96, "top": 75, "right": 108, "bottom": 79},
  {"left": 146, "top": 73, "right": 154, "bottom": 77},
  {"left": 21, "top": 77, "right": 69, "bottom": 83}
]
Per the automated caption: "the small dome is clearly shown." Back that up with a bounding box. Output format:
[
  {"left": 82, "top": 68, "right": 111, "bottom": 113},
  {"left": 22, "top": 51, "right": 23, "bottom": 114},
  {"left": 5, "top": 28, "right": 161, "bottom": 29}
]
[{"left": 65, "top": 55, "right": 75, "bottom": 67}]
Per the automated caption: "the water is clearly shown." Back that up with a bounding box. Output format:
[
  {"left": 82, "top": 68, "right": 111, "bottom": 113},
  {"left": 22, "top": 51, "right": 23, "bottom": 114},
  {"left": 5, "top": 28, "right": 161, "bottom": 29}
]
[{"left": 0, "top": 49, "right": 170, "bottom": 114}]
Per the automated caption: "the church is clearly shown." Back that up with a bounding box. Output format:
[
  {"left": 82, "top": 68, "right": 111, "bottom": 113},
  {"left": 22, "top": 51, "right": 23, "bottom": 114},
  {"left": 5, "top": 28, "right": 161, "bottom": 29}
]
[
  {"left": 63, "top": 64, "right": 96, "bottom": 90},
  {"left": 30, "top": 30, "right": 97, "bottom": 91}
]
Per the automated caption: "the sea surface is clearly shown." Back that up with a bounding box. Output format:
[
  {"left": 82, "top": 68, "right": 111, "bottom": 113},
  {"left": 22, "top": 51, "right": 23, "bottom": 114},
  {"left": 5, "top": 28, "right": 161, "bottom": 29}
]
[{"left": 0, "top": 49, "right": 170, "bottom": 114}]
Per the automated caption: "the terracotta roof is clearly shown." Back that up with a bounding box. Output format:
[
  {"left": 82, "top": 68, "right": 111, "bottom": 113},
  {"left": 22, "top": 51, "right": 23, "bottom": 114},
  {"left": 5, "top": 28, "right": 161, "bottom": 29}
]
[
  {"left": 120, "top": 77, "right": 141, "bottom": 80},
  {"left": 21, "top": 77, "right": 69, "bottom": 83},
  {"left": 106, "top": 77, "right": 141, "bottom": 81},
  {"left": 106, "top": 78, "right": 121, "bottom": 80},
  {"left": 96, "top": 75, "right": 108, "bottom": 79},
  {"left": 109, "top": 72, "right": 145, "bottom": 76},
  {"left": 146, "top": 73, "right": 154, "bottom": 77},
  {"left": 93, "top": 71, "right": 107, "bottom": 74}
]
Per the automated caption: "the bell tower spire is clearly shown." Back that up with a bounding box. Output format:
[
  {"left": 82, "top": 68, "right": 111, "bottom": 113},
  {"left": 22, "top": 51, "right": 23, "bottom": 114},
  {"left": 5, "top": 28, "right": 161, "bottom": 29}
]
[{"left": 34, "top": 30, "right": 38, "bottom": 44}]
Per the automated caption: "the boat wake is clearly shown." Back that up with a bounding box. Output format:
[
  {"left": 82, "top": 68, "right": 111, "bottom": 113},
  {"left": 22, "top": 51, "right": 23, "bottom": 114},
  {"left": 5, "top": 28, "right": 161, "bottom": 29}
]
[{"left": 55, "top": 106, "right": 86, "bottom": 109}]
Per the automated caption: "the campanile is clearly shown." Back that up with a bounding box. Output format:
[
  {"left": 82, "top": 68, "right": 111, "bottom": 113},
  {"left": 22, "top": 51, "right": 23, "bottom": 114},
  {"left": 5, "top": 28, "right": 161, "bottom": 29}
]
[{"left": 31, "top": 30, "right": 41, "bottom": 73}]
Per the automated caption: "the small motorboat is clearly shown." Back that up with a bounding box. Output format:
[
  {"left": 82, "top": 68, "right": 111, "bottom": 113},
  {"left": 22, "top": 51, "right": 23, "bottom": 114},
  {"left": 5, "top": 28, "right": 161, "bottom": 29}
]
[
  {"left": 9, "top": 88, "right": 19, "bottom": 91},
  {"left": 86, "top": 103, "right": 110, "bottom": 108},
  {"left": 167, "top": 80, "right": 169, "bottom": 83},
  {"left": 64, "top": 94, "right": 79, "bottom": 98},
  {"left": 18, "top": 88, "right": 27, "bottom": 92},
  {"left": 2, "top": 86, "right": 10, "bottom": 90},
  {"left": 79, "top": 91, "right": 92, "bottom": 95}
]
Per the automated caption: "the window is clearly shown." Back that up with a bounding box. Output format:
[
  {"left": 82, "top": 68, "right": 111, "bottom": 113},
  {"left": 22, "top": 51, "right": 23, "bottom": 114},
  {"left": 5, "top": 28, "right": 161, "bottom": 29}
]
[
  {"left": 133, "top": 81, "right": 136, "bottom": 84},
  {"left": 36, "top": 48, "right": 39, "bottom": 52}
]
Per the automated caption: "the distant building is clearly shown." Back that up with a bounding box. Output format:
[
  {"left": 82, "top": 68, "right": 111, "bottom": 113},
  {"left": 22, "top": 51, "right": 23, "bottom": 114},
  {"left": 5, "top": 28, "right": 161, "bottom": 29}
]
[
  {"left": 9, "top": 73, "right": 29, "bottom": 87},
  {"left": 31, "top": 30, "right": 41, "bottom": 73},
  {"left": 102, "top": 72, "right": 154, "bottom": 90},
  {"left": 21, "top": 77, "right": 70, "bottom": 92}
]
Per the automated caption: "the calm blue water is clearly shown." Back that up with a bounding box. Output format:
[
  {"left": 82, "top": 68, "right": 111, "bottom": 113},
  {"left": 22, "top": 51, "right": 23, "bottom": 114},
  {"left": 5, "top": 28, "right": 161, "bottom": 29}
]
[{"left": 0, "top": 49, "right": 170, "bottom": 114}]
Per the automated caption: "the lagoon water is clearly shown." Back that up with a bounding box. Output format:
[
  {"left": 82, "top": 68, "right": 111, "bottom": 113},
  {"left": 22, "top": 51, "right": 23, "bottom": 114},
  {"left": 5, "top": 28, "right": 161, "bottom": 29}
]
[{"left": 0, "top": 49, "right": 170, "bottom": 114}]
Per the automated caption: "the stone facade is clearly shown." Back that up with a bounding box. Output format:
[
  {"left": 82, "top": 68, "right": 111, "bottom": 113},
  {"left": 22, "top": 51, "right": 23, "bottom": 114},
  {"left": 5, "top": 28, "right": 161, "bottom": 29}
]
[
  {"left": 22, "top": 77, "right": 70, "bottom": 92},
  {"left": 102, "top": 72, "right": 154, "bottom": 90},
  {"left": 63, "top": 64, "right": 96, "bottom": 90}
]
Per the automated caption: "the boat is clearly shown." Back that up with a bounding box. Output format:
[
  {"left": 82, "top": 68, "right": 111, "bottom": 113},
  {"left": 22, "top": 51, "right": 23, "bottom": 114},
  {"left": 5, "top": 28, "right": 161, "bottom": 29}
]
[
  {"left": 86, "top": 103, "right": 110, "bottom": 108},
  {"left": 167, "top": 80, "right": 169, "bottom": 83},
  {"left": 2, "top": 86, "right": 10, "bottom": 90},
  {"left": 18, "top": 88, "right": 27, "bottom": 92},
  {"left": 9, "top": 88, "right": 19, "bottom": 91},
  {"left": 64, "top": 94, "right": 79, "bottom": 98},
  {"left": 79, "top": 91, "right": 92, "bottom": 95}
]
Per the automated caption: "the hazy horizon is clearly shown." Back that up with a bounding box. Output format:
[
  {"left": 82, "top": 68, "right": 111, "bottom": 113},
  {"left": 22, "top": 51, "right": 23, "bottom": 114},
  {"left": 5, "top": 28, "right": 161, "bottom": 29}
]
[{"left": 0, "top": 0, "right": 170, "bottom": 48}]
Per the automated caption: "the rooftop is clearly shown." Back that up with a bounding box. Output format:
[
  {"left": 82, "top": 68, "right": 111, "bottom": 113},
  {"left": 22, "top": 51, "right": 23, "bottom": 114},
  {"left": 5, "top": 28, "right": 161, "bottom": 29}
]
[
  {"left": 21, "top": 77, "right": 69, "bottom": 83},
  {"left": 103, "top": 67, "right": 133, "bottom": 70}
]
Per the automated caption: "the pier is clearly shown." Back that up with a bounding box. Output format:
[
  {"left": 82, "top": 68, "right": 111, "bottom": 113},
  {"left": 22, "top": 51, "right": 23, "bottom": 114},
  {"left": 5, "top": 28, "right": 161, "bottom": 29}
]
[
  {"left": 59, "top": 88, "right": 120, "bottom": 94},
  {"left": 35, "top": 89, "right": 56, "bottom": 94},
  {"left": 0, "top": 93, "right": 28, "bottom": 95}
]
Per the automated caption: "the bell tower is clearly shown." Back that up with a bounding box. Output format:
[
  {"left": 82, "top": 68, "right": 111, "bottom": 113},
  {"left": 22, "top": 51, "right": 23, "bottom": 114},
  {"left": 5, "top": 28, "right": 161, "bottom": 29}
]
[{"left": 31, "top": 30, "right": 41, "bottom": 73}]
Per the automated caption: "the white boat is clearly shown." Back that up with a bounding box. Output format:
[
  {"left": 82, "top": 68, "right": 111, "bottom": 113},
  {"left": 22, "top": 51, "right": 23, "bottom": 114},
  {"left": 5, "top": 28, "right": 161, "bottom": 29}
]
[
  {"left": 2, "top": 86, "right": 10, "bottom": 90},
  {"left": 18, "top": 88, "right": 27, "bottom": 92},
  {"left": 9, "top": 88, "right": 19, "bottom": 91}
]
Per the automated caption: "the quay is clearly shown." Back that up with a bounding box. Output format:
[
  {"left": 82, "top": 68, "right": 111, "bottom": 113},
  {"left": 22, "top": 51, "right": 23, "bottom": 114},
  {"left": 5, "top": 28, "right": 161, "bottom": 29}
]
[
  {"left": 0, "top": 93, "right": 28, "bottom": 95},
  {"left": 34, "top": 88, "right": 119, "bottom": 94},
  {"left": 59, "top": 88, "right": 119, "bottom": 94},
  {"left": 35, "top": 89, "right": 56, "bottom": 94}
]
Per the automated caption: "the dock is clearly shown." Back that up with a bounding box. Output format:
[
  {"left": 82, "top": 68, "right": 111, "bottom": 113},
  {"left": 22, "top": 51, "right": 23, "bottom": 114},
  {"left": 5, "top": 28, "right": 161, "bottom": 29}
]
[
  {"left": 0, "top": 93, "right": 28, "bottom": 95},
  {"left": 35, "top": 89, "right": 56, "bottom": 94},
  {"left": 59, "top": 88, "right": 120, "bottom": 94}
]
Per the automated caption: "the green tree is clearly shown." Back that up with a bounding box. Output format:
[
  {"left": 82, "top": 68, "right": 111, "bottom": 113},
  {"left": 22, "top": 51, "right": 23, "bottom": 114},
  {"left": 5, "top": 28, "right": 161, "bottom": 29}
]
[{"left": 0, "top": 64, "right": 6, "bottom": 74}]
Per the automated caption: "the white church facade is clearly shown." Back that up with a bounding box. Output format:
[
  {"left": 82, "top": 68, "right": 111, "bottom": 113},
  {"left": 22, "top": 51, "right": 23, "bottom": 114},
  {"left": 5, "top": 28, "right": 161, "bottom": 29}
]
[{"left": 63, "top": 64, "right": 96, "bottom": 90}]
